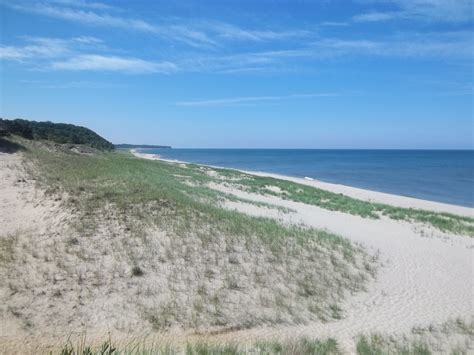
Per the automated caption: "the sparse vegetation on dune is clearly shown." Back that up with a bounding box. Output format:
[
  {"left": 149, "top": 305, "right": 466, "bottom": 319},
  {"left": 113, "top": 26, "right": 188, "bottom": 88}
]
[
  {"left": 192, "top": 166, "right": 474, "bottom": 236},
  {"left": 33, "top": 317, "right": 474, "bottom": 354},
  {"left": 1, "top": 137, "right": 376, "bottom": 338},
  {"left": 356, "top": 318, "right": 474, "bottom": 355},
  {"left": 55, "top": 336, "right": 342, "bottom": 355}
]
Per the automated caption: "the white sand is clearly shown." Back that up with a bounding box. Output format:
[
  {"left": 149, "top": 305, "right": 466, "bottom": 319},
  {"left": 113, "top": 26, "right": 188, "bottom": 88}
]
[
  {"left": 209, "top": 183, "right": 473, "bottom": 348},
  {"left": 130, "top": 149, "right": 162, "bottom": 160},
  {"left": 133, "top": 150, "right": 474, "bottom": 351}
]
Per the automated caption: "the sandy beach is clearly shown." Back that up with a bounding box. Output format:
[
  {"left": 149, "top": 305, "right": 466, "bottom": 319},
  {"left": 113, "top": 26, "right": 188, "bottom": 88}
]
[
  {"left": 0, "top": 146, "right": 472, "bottom": 353},
  {"left": 131, "top": 150, "right": 474, "bottom": 350}
]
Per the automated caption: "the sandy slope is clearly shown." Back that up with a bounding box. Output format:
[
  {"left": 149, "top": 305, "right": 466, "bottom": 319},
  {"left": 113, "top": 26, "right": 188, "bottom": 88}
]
[
  {"left": 1, "top": 151, "right": 472, "bottom": 353},
  {"left": 210, "top": 183, "right": 473, "bottom": 349},
  {"left": 133, "top": 151, "right": 474, "bottom": 351}
]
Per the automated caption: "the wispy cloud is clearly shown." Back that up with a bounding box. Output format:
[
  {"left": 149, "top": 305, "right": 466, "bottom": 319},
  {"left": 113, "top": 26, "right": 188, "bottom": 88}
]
[
  {"left": 47, "top": 0, "right": 115, "bottom": 10},
  {"left": 20, "top": 79, "right": 126, "bottom": 89},
  {"left": 354, "top": 0, "right": 473, "bottom": 23},
  {"left": 6, "top": 1, "right": 215, "bottom": 48},
  {"left": 320, "top": 21, "right": 350, "bottom": 27},
  {"left": 203, "top": 21, "right": 311, "bottom": 42},
  {"left": 51, "top": 54, "right": 177, "bottom": 73},
  {"left": 174, "top": 93, "right": 338, "bottom": 107},
  {"left": 0, "top": 36, "right": 102, "bottom": 61},
  {"left": 5, "top": 1, "right": 315, "bottom": 48},
  {"left": 14, "top": 3, "right": 157, "bottom": 31},
  {"left": 1, "top": 37, "right": 71, "bottom": 60},
  {"left": 1, "top": 36, "right": 177, "bottom": 74},
  {"left": 353, "top": 12, "right": 397, "bottom": 22},
  {"left": 191, "top": 30, "right": 472, "bottom": 73}
]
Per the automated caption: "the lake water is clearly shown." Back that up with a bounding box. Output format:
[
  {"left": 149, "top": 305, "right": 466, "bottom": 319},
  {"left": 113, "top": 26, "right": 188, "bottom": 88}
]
[{"left": 139, "top": 149, "right": 474, "bottom": 207}]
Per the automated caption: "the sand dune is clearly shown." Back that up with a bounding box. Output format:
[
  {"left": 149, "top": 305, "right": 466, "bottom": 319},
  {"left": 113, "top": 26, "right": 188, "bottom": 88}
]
[
  {"left": 1, "top": 150, "right": 472, "bottom": 353},
  {"left": 132, "top": 151, "right": 474, "bottom": 351},
  {"left": 209, "top": 182, "right": 473, "bottom": 349}
]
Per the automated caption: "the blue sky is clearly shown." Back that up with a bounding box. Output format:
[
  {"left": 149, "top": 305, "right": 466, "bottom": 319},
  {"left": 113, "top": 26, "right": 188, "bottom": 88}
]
[{"left": 0, "top": 0, "right": 472, "bottom": 148}]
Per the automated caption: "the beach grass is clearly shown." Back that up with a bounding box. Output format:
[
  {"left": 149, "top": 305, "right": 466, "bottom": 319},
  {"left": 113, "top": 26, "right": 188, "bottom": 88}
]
[
  {"left": 355, "top": 318, "right": 474, "bottom": 355},
  {"left": 179, "top": 164, "right": 474, "bottom": 236},
  {"left": 30, "top": 141, "right": 472, "bottom": 237},
  {"left": 14, "top": 137, "right": 376, "bottom": 331},
  {"left": 55, "top": 336, "right": 342, "bottom": 354},
  {"left": 356, "top": 334, "right": 431, "bottom": 355}
]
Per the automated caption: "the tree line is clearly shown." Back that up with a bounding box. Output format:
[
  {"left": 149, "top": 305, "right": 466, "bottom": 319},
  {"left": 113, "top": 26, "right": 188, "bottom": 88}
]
[{"left": 0, "top": 118, "right": 114, "bottom": 150}]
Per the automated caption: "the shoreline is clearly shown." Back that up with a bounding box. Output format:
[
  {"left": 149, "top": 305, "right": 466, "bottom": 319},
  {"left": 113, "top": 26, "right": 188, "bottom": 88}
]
[
  {"left": 130, "top": 149, "right": 473, "bottom": 217},
  {"left": 1, "top": 146, "right": 472, "bottom": 353},
  {"left": 130, "top": 147, "right": 473, "bottom": 350}
]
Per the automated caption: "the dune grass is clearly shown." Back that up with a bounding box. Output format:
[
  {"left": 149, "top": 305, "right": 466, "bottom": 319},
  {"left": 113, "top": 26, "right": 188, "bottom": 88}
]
[
  {"left": 28, "top": 140, "right": 472, "bottom": 236},
  {"left": 13, "top": 138, "right": 376, "bottom": 331},
  {"left": 56, "top": 337, "right": 341, "bottom": 355},
  {"left": 180, "top": 164, "right": 474, "bottom": 236},
  {"left": 355, "top": 318, "right": 474, "bottom": 355},
  {"left": 356, "top": 335, "right": 430, "bottom": 355},
  {"left": 0, "top": 233, "right": 17, "bottom": 264}
]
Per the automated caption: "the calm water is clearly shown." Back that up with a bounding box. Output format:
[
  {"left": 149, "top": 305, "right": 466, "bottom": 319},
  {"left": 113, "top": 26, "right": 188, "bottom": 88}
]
[{"left": 141, "top": 149, "right": 474, "bottom": 207}]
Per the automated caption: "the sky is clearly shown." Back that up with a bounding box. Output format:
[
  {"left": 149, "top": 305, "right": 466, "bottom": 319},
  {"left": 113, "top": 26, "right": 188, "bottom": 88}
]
[{"left": 0, "top": 0, "right": 473, "bottom": 148}]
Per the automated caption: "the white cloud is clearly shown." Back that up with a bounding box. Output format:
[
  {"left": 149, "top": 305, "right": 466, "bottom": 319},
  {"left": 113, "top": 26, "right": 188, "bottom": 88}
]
[
  {"left": 320, "top": 21, "right": 350, "bottom": 27},
  {"left": 0, "top": 47, "right": 30, "bottom": 60},
  {"left": 354, "top": 0, "right": 473, "bottom": 23},
  {"left": 6, "top": 3, "right": 218, "bottom": 48},
  {"left": 174, "top": 93, "right": 337, "bottom": 107},
  {"left": 194, "top": 30, "right": 472, "bottom": 73},
  {"left": 26, "top": 4, "right": 156, "bottom": 31},
  {"left": 72, "top": 36, "right": 103, "bottom": 44},
  {"left": 204, "top": 21, "right": 311, "bottom": 42},
  {"left": 0, "top": 37, "right": 71, "bottom": 60},
  {"left": 353, "top": 12, "right": 397, "bottom": 22},
  {"left": 52, "top": 54, "right": 177, "bottom": 73},
  {"left": 47, "top": 0, "right": 114, "bottom": 10},
  {"left": 5, "top": 2, "right": 315, "bottom": 48},
  {"left": 0, "top": 36, "right": 104, "bottom": 61}
]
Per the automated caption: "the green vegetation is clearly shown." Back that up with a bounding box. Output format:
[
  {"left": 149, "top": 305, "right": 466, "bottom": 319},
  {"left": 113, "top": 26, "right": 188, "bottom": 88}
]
[
  {"left": 14, "top": 136, "right": 376, "bottom": 331},
  {"left": 197, "top": 167, "right": 474, "bottom": 236},
  {"left": 0, "top": 118, "right": 114, "bottom": 150},
  {"left": 50, "top": 318, "right": 474, "bottom": 355},
  {"left": 0, "top": 233, "right": 17, "bottom": 264},
  {"left": 56, "top": 337, "right": 341, "bottom": 354},
  {"left": 356, "top": 318, "right": 474, "bottom": 355},
  {"left": 255, "top": 338, "right": 340, "bottom": 354},
  {"left": 51, "top": 320, "right": 474, "bottom": 355},
  {"left": 356, "top": 335, "right": 430, "bottom": 355}
]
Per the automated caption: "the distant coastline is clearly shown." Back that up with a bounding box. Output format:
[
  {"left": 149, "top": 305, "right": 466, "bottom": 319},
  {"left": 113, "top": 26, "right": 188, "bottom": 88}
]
[{"left": 115, "top": 143, "right": 172, "bottom": 149}]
